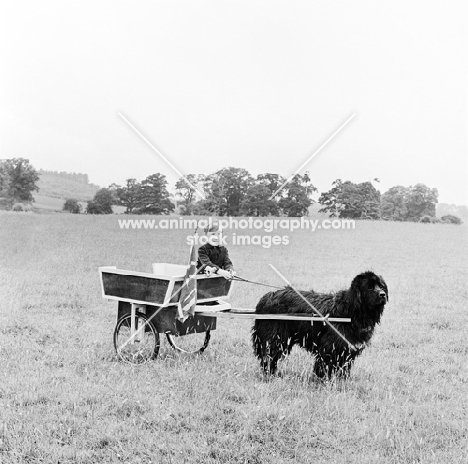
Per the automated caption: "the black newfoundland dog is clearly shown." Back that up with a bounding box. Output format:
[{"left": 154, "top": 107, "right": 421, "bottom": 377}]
[{"left": 252, "top": 271, "right": 388, "bottom": 378}]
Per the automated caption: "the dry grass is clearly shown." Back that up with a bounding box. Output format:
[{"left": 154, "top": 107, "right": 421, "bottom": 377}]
[{"left": 0, "top": 212, "right": 467, "bottom": 463}]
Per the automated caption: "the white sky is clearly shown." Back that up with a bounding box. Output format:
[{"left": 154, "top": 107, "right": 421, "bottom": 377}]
[{"left": 1, "top": 1, "right": 467, "bottom": 204}]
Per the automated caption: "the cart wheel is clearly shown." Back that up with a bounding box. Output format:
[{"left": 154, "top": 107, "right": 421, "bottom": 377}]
[
  {"left": 114, "top": 312, "right": 160, "bottom": 364},
  {"left": 166, "top": 330, "right": 211, "bottom": 354}
]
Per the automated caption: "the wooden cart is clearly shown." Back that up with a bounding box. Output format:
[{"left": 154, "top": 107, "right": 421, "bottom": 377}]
[{"left": 99, "top": 263, "right": 351, "bottom": 364}]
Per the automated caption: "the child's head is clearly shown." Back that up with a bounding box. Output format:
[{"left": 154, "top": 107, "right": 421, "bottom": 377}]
[{"left": 204, "top": 222, "right": 223, "bottom": 246}]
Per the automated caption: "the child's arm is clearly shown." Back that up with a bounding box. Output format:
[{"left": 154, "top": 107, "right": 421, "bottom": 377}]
[
  {"left": 218, "top": 247, "right": 235, "bottom": 278},
  {"left": 222, "top": 247, "right": 234, "bottom": 271}
]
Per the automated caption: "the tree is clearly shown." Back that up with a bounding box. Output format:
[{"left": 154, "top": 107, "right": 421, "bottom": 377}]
[
  {"left": 63, "top": 199, "right": 82, "bottom": 214},
  {"left": 110, "top": 179, "right": 142, "bottom": 214},
  {"left": 381, "top": 186, "right": 409, "bottom": 221},
  {"left": 381, "top": 183, "right": 438, "bottom": 222},
  {"left": 0, "top": 158, "right": 39, "bottom": 205},
  {"left": 420, "top": 215, "right": 437, "bottom": 223},
  {"left": 254, "top": 173, "right": 286, "bottom": 215},
  {"left": 357, "top": 182, "right": 381, "bottom": 219},
  {"left": 440, "top": 214, "right": 463, "bottom": 225},
  {"left": 203, "top": 167, "right": 253, "bottom": 216},
  {"left": 278, "top": 173, "right": 317, "bottom": 217},
  {"left": 175, "top": 174, "right": 204, "bottom": 215},
  {"left": 86, "top": 188, "right": 114, "bottom": 214},
  {"left": 107, "top": 174, "right": 175, "bottom": 215},
  {"left": 404, "top": 183, "right": 438, "bottom": 221},
  {"left": 241, "top": 184, "right": 278, "bottom": 216},
  {"left": 136, "top": 173, "right": 174, "bottom": 215},
  {"left": 0, "top": 164, "right": 9, "bottom": 204},
  {"left": 319, "top": 179, "right": 381, "bottom": 219},
  {"left": 318, "top": 179, "right": 343, "bottom": 217},
  {"left": 257, "top": 173, "right": 285, "bottom": 197},
  {"left": 191, "top": 198, "right": 219, "bottom": 215}
]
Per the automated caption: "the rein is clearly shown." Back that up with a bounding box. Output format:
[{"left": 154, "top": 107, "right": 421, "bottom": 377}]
[
  {"left": 230, "top": 275, "right": 283, "bottom": 290},
  {"left": 197, "top": 264, "right": 282, "bottom": 290}
]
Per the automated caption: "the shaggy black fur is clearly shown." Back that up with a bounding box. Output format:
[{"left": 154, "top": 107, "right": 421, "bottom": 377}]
[{"left": 252, "top": 271, "right": 388, "bottom": 378}]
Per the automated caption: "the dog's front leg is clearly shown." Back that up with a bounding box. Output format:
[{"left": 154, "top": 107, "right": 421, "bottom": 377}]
[
  {"left": 313, "top": 355, "right": 327, "bottom": 379},
  {"left": 260, "top": 340, "right": 273, "bottom": 375}
]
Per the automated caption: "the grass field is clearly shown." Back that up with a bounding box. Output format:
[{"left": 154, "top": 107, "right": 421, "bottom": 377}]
[{"left": 0, "top": 212, "right": 467, "bottom": 463}]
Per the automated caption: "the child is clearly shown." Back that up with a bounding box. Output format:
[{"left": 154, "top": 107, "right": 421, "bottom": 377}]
[{"left": 197, "top": 222, "right": 236, "bottom": 279}]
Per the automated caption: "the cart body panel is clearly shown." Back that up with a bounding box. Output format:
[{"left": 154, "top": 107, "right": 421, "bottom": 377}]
[{"left": 99, "top": 264, "right": 233, "bottom": 306}]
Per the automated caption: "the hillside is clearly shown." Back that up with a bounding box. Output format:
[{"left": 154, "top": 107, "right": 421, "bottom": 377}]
[
  {"left": 32, "top": 170, "right": 130, "bottom": 213},
  {"left": 36, "top": 170, "right": 100, "bottom": 202}
]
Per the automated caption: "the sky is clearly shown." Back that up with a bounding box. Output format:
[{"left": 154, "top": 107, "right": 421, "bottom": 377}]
[{"left": 0, "top": 0, "right": 467, "bottom": 204}]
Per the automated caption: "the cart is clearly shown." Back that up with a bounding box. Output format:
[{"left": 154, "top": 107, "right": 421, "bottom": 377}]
[{"left": 99, "top": 263, "right": 351, "bottom": 364}]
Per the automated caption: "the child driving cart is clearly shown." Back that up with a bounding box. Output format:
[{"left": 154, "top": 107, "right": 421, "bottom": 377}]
[{"left": 197, "top": 222, "right": 236, "bottom": 279}]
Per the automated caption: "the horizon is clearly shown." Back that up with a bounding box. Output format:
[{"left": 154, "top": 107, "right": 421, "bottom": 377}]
[{"left": 37, "top": 165, "right": 467, "bottom": 207}]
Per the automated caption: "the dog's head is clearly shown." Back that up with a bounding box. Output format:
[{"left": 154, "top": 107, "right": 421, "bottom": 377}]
[{"left": 349, "top": 271, "right": 388, "bottom": 322}]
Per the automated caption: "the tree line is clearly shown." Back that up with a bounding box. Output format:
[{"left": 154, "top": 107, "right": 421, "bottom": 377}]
[
  {"left": 0, "top": 158, "right": 462, "bottom": 224},
  {"left": 38, "top": 169, "right": 95, "bottom": 186},
  {"left": 83, "top": 166, "right": 461, "bottom": 223},
  {"left": 88, "top": 168, "right": 315, "bottom": 217}
]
